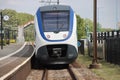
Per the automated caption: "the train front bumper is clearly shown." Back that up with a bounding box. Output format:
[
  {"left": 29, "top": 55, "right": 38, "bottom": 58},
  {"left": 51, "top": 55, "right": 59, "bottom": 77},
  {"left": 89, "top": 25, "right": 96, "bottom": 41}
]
[{"left": 35, "top": 44, "right": 78, "bottom": 65}]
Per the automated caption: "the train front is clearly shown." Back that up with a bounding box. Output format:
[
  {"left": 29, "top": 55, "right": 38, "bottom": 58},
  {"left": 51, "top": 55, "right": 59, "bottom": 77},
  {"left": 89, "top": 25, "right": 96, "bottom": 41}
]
[{"left": 35, "top": 5, "right": 78, "bottom": 65}]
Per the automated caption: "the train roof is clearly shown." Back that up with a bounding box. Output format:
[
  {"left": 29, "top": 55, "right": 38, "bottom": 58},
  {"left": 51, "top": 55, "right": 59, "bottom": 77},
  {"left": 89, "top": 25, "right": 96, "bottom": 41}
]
[{"left": 38, "top": 5, "right": 72, "bottom": 12}]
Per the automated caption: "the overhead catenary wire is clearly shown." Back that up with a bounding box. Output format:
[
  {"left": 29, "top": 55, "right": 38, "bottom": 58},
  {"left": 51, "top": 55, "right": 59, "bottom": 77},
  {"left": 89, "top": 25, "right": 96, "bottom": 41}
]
[{"left": 39, "top": 0, "right": 60, "bottom": 5}]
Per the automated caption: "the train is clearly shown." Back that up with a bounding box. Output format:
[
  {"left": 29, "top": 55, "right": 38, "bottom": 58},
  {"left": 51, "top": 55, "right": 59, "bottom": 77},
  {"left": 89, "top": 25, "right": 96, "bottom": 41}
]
[{"left": 34, "top": 5, "right": 78, "bottom": 65}]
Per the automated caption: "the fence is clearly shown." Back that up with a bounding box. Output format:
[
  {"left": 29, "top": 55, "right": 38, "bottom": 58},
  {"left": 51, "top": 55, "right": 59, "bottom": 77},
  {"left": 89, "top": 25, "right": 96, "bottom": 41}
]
[
  {"left": 105, "top": 37, "right": 120, "bottom": 65},
  {"left": 88, "top": 30, "right": 120, "bottom": 65}
]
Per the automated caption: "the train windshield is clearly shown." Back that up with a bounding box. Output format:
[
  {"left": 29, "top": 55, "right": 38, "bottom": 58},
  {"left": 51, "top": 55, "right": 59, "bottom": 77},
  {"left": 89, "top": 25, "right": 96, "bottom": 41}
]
[{"left": 42, "top": 11, "right": 69, "bottom": 32}]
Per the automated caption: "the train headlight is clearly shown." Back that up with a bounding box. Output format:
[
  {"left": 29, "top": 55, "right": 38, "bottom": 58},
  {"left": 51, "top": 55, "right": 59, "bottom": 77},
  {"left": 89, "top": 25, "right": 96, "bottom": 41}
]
[
  {"left": 46, "top": 35, "right": 50, "bottom": 39},
  {"left": 63, "top": 34, "right": 67, "bottom": 38}
]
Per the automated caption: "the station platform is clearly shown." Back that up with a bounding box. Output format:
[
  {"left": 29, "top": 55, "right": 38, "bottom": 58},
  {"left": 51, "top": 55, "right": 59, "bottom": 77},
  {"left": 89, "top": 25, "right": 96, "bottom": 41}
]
[
  {"left": 0, "top": 43, "right": 24, "bottom": 58},
  {"left": 0, "top": 42, "right": 34, "bottom": 79}
]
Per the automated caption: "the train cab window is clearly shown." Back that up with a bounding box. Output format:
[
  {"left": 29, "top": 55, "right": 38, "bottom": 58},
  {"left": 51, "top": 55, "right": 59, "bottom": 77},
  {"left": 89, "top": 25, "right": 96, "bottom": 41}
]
[{"left": 42, "top": 11, "right": 69, "bottom": 32}]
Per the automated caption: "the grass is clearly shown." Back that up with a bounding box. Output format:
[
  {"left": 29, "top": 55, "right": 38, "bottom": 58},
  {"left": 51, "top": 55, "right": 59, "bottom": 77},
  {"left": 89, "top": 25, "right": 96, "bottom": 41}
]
[{"left": 77, "top": 54, "right": 120, "bottom": 80}]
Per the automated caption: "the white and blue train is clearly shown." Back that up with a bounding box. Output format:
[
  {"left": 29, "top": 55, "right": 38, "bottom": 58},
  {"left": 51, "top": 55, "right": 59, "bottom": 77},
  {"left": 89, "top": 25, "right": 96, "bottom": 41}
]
[{"left": 34, "top": 5, "right": 78, "bottom": 65}]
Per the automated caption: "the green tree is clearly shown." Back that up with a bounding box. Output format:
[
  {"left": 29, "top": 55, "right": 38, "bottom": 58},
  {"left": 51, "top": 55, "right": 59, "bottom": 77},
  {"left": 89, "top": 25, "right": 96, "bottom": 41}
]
[
  {"left": 2, "top": 9, "right": 17, "bottom": 27},
  {"left": 76, "top": 15, "right": 85, "bottom": 40},
  {"left": 84, "top": 18, "right": 103, "bottom": 32},
  {"left": 2, "top": 9, "right": 34, "bottom": 28},
  {"left": 84, "top": 18, "right": 94, "bottom": 32},
  {"left": 97, "top": 22, "right": 102, "bottom": 32},
  {"left": 16, "top": 12, "right": 33, "bottom": 26},
  {"left": 101, "top": 28, "right": 113, "bottom": 32}
]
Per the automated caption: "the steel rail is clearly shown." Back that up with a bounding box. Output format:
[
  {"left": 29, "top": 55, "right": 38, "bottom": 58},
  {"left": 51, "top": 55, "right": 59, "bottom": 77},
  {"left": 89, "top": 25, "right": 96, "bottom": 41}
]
[
  {"left": 42, "top": 69, "right": 48, "bottom": 80},
  {"left": 67, "top": 66, "right": 79, "bottom": 80}
]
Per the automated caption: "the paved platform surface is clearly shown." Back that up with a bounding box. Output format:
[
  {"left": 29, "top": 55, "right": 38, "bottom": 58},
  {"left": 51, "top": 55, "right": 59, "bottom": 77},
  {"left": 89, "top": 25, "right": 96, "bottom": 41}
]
[
  {"left": 0, "top": 43, "right": 24, "bottom": 58},
  {"left": 0, "top": 44, "right": 34, "bottom": 79}
]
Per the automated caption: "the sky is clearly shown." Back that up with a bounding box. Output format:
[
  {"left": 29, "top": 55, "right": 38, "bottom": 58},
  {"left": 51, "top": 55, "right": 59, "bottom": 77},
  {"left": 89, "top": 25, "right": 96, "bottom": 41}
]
[{"left": 0, "top": 0, "right": 120, "bottom": 29}]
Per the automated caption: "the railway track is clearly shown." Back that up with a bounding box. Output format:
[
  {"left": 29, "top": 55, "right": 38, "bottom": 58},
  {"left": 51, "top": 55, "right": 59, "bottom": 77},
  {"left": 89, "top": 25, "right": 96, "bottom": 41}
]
[
  {"left": 42, "top": 69, "right": 48, "bottom": 80},
  {"left": 27, "top": 65, "right": 76, "bottom": 80},
  {"left": 27, "top": 62, "right": 104, "bottom": 80}
]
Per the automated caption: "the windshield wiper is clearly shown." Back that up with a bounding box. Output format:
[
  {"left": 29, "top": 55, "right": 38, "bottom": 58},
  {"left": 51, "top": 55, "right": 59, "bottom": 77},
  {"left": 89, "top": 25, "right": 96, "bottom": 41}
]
[{"left": 54, "top": 24, "right": 64, "bottom": 33}]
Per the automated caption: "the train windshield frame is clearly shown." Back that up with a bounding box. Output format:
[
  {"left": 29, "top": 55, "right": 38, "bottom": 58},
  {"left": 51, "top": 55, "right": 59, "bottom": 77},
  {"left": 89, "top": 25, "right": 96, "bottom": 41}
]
[{"left": 42, "top": 11, "right": 70, "bottom": 32}]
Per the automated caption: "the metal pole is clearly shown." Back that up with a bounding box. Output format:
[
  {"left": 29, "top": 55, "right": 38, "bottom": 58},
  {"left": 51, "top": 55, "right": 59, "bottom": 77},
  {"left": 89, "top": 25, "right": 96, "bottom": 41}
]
[
  {"left": 49, "top": 0, "right": 51, "bottom": 5},
  {"left": 89, "top": 0, "right": 101, "bottom": 69},
  {"left": 57, "top": 0, "right": 59, "bottom": 5},
  {"left": 0, "top": 11, "right": 3, "bottom": 49},
  {"left": 116, "top": 0, "right": 118, "bottom": 30},
  {"left": 93, "top": 0, "right": 97, "bottom": 63}
]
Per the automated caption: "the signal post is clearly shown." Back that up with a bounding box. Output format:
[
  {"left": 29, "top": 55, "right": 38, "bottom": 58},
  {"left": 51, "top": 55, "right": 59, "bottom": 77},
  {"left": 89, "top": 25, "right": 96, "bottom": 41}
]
[{"left": 89, "top": 0, "right": 102, "bottom": 69}]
